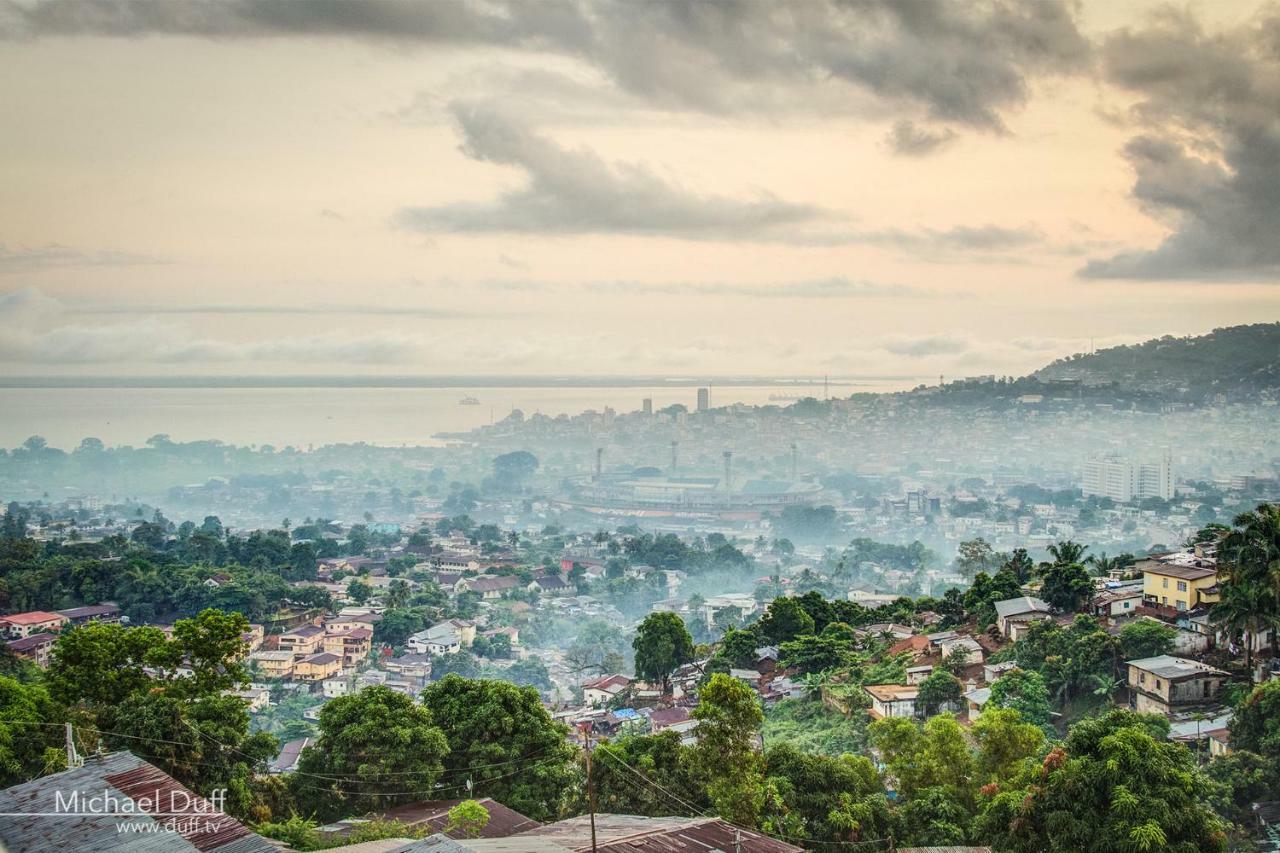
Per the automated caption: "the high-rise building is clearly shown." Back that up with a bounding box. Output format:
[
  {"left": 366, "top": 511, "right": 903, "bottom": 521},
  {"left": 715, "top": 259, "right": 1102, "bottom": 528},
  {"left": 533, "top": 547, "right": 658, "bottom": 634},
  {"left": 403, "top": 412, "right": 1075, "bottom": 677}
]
[
  {"left": 1082, "top": 452, "right": 1173, "bottom": 502},
  {"left": 642, "top": 397, "right": 653, "bottom": 415},
  {"left": 696, "top": 387, "right": 710, "bottom": 411}
]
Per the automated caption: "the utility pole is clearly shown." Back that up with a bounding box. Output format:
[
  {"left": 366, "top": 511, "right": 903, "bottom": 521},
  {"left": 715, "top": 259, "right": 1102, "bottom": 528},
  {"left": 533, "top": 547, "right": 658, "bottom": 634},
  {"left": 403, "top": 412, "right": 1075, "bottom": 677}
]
[
  {"left": 64, "top": 722, "right": 82, "bottom": 769},
  {"left": 579, "top": 723, "right": 598, "bottom": 853}
]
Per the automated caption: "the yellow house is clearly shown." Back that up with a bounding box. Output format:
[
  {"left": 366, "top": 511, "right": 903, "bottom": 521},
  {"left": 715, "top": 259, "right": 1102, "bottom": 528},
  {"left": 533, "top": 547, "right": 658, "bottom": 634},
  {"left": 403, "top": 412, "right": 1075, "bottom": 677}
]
[
  {"left": 250, "top": 650, "right": 295, "bottom": 680},
  {"left": 1142, "top": 563, "right": 1219, "bottom": 612},
  {"left": 279, "top": 625, "right": 326, "bottom": 658},
  {"left": 294, "top": 652, "right": 343, "bottom": 682},
  {"left": 322, "top": 628, "right": 373, "bottom": 667}
]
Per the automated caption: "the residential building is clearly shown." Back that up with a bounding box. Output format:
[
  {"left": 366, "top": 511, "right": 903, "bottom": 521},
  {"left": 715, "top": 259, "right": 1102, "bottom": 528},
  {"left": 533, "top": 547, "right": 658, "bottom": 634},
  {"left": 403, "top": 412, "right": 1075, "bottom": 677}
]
[
  {"left": 455, "top": 574, "right": 522, "bottom": 599},
  {"left": 864, "top": 684, "right": 918, "bottom": 719},
  {"left": 384, "top": 652, "right": 433, "bottom": 682},
  {"left": 993, "top": 596, "right": 1052, "bottom": 640},
  {"left": 1092, "top": 582, "right": 1144, "bottom": 618},
  {"left": 294, "top": 652, "right": 343, "bottom": 682},
  {"left": 249, "top": 650, "right": 295, "bottom": 680},
  {"left": 1141, "top": 562, "right": 1220, "bottom": 612},
  {"left": 529, "top": 574, "right": 574, "bottom": 596},
  {"left": 0, "top": 611, "right": 68, "bottom": 639},
  {"left": 1126, "top": 654, "right": 1230, "bottom": 716},
  {"left": 279, "top": 624, "right": 326, "bottom": 657},
  {"left": 6, "top": 633, "right": 55, "bottom": 668},
  {"left": 55, "top": 603, "right": 121, "bottom": 626},
  {"left": 1082, "top": 451, "right": 1173, "bottom": 502},
  {"left": 322, "top": 628, "right": 372, "bottom": 667},
  {"left": 701, "top": 592, "right": 758, "bottom": 628},
  {"left": 231, "top": 686, "right": 271, "bottom": 712},
  {"left": 323, "top": 678, "right": 349, "bottom": 699},
  {"left": 582, "top": 674, "right": 632, "bottom": 706},
  {"left": 269, "top": 737, "right": 311, "bottom": 774}
]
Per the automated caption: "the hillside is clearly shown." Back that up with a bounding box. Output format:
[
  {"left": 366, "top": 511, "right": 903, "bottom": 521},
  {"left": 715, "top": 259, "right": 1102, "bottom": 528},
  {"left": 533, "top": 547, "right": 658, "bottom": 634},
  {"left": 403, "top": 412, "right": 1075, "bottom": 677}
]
[{"left": 1033, "top": 323, "right": 1280, "bottom": 401}]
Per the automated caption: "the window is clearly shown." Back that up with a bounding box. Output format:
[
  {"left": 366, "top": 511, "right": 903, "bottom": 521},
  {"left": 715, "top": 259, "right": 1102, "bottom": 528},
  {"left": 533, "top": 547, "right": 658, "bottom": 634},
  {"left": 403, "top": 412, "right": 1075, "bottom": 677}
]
[
  {"left": 1177, "top": 581, "right": 1187, "bottom": 592},
  {"left": 1123, "top": 601, "right": 1131, "bottom": 609},
  {"left": 1177, "top": 600, "right": 1187, "bottom": 611},
  {"left": 1162, "top": 578, "right": 1169, "bottom": 589},
  {"left": 1138, "top": 672, "right": 1146, "bottom": 684}
]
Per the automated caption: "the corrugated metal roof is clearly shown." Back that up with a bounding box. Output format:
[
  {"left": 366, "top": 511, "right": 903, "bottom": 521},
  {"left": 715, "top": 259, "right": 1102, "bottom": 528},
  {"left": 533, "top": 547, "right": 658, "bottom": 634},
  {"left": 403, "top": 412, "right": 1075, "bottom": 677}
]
[
  {"left": 0, "top": 752, "right": 276, "bottom": 853},
  {"left": 520, "top": 815, "right": 801, "bottom": 853}
]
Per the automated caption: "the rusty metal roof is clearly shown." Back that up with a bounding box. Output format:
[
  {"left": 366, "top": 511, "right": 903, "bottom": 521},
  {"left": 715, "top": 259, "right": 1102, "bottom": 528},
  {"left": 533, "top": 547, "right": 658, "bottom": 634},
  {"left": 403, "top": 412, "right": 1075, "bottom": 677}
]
[
  {"left": 519, "top": 815, "right": 802, "bottom": 853},
  {"left": 0, "top": 751, "right": 277, "bottom": 853}
]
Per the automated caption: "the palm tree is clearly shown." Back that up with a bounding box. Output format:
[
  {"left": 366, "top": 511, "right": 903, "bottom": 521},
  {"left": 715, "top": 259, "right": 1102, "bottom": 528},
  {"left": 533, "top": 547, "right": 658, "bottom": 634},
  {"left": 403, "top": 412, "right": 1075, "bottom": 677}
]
[
  {"left": 1048, "top": 540, "right": 1088, "bottom": 566},
  {"left": 1087, "top": 552, "right": 1133, "bottom": 577},
  {"left": 1210, "top": 579, "right": 1279, "bottom": 671},
  {"left": 1222, "top": 505, "right": 1280, "bottom": 597}
]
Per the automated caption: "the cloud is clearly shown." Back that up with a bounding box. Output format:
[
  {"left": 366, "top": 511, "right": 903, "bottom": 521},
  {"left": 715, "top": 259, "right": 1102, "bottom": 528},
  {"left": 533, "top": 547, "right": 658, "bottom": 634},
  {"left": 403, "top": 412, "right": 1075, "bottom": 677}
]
[
  {"left": 585, "top": 277, "right": 925, "bottom": 298},
  {"left": 3, "top": 0, "right": 1089, "bottom": 130},
  {"left": 881, "top": 334, "right": 970, "bottom": 357},
  {"left": 74, "top": 303, "right": 476, "bottom": 318},
  {"left": 885, "top": 120, "right": 957, "bottom": 156},
  {"left": 0, "top": 287, "right": 420, "bottom": 364},
  {"left": 395, "top": 102, "right": 838, "bottom": 242},
  {"left": 0, "top": 243, "right": 165, "bottom": 272},
  {"left": 1080, "top": 7, "right": 1280, "bottom": 281},
  {"left": 852, "top": 223, "right": 1044, "bottom": 259}
]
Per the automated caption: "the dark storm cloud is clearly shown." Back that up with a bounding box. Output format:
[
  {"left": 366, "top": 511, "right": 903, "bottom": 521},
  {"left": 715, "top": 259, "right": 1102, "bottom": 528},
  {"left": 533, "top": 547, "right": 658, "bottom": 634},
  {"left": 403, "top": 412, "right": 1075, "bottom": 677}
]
[
  {"left": 1080, "top": 7, "right": 1280, "bottom": 281},
  {"left": 2, "top": 0, "right": 1090, "bottom": 129},
  {"left": 394, "top": 103, "right": 835, "bottom": 242},
  {"left": 885, "top": 120, "right": 957, "bottom": 156}
]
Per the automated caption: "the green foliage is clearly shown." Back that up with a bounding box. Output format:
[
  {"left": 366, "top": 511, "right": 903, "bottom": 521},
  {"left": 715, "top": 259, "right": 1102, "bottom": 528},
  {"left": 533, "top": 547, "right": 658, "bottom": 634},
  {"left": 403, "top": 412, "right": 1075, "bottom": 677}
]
[
  {"left": 293, "top": 685, "right": 448, "bottom": 821},
  {"left": 1008, "top": 616, "right": 1118, "bottom": 706},
  {"left": 758, "top": 597, "right": 815, "bottom": 644},
  {"left": 978, "top": 709, "right": 1227, "bottom": 852},
  {"left": 1229, "top": 679, "right": 1280, "bottom": 758},
  {"left": 1117, "top": 619, "right": 1177, "bottom": 661},
  {"left": 0, "top": 676, "right": 64, "bottom": 786},
  {"left": 1038, "top": 561, "right": 1093, "bottom": 611},
  {"left": 762, "top": 699, "right": 868, "bottom": 756},
  {"left": 445, "top": 799, "right": 490, "bottom": 838},
  {"left": 988, "top": 668, "right": 1053, "bottom": 730},
  {"left": 420, "top": 675, "right": 579, "bottom": 821},
  {"left": 691, "top": 673, "right": 765, "bottom": 827},
  {"left": 763, "top": 743, "right": 892, "bottom": 845},
  {"left": 590, "top": 731, "right": 707, "bottom": 817},
  {"left": 914, "top": 670, "right": 963, "bottom": 717},
  {"left": 632, "top": 611, "right": 694, "bottom": 691}
]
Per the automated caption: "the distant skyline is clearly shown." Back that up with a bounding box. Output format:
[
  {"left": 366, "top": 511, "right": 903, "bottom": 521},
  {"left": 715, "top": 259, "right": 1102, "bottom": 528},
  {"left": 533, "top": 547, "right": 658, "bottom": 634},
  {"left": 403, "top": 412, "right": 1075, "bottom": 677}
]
[{"left": 1, "top": 0, "right": 1278, "bottom": 377}]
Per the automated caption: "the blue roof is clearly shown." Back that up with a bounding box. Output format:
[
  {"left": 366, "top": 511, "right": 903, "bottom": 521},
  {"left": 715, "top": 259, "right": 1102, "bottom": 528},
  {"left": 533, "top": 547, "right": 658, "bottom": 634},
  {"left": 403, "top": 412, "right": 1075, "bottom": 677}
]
[{"left": 612, "top": 708, "right": 639, "bottom": 719}]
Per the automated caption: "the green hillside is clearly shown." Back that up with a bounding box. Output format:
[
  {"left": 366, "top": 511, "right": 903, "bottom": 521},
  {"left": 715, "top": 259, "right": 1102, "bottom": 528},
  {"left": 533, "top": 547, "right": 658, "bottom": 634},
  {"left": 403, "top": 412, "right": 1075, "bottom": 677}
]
[{"left": 1033, "top": 323, "right": 1280, "bottom": 401}]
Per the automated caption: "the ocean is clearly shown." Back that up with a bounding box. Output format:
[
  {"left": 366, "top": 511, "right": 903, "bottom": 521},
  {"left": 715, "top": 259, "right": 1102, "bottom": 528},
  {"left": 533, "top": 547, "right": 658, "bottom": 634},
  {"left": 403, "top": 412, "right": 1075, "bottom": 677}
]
[{"left": 0, "top": 377, "right": 921, "bottom": 449}]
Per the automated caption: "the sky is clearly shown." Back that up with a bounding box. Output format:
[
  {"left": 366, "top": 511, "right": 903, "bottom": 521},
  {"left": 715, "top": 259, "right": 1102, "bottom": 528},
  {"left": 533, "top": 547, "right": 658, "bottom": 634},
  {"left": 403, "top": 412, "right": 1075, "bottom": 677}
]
[{"left": 0, "top": 0, "right": 1277, "bottom": 379}]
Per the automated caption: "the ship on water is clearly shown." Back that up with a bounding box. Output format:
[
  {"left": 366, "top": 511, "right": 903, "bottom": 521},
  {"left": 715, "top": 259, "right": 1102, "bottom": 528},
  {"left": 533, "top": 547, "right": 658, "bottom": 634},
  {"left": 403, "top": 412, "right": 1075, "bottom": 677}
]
[{"left": 458, "top": 396, "right": 480, "bottom": 405}]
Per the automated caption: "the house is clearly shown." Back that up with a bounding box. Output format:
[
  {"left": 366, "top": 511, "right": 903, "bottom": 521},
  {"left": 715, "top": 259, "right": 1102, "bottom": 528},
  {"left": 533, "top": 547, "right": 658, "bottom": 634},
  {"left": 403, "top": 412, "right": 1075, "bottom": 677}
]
[
  {"left": 964, "top": 686, "right": 992, "bottom": 717},
  {"left": 1092, "top": 584, "right": 1145, "bottom": 618},
  {"left": 483, "top": 626, "right": 520, "bottom": 648},
  {"left": 1126, "top": 654, "right": 1230, "bottom": 716},
  {"left": 582, "top": 674, "right": 632, "bottom": 706},
  {"left": 864, "top": 684, "right": 918, "bottom": 719},
  {"left": 250, "top": 649, "right": 295, "bottom": 680},
  {"left": 529, "top": 574, "right": 574, "bottom": 596},
  {"left": 455, "top": 574, "right": 521, "bottom": 599},
  {"left": 983, "top": 660, "right": 1019, "bottom": 683},
  {"left": 1141, "top": 562, "right": 1220, "bottom": 612},
  {"left": 325, "top": 613, "right": 383, "bottom": 633},
  {"left": 231, "top": 686, "right": 271, "bottom": 712},
  {"left": 518, "top": 814, "right": 802, "bottom": 853},
  {"left": 242, "top": 623, "right": 265, "bottom": 651},
  {"left": 279, "top": 624, "right": 326, "bottom": 657},
  {"left": 906, "top": 664, "right": 934, "bottom": 685},
  {"left": 993, "top": 596, "right": 1052, "bottom": 640},
  {"left": 701, "top": 593, "right": 758, "bottom": 628},
  {"left": 434, "top": 619, "right": 477, "bottom": 646},
  {"left": 55, "top": 603, "right": 121, "bottom": 626},
  {"left": 0, "top": 611, "right": 68, "bottom": 639},
  {"left": 384, "top": 652, "right": 433, "bottom": 682},
  {"left": 203, "top": 572, "right": 233, "bottom": 588},
  {"left": 269, "top": 737, "right": 311, "bottom": 774},
  {"left": 0, "top": 751, "right": 278, "bottom": 852},
  {"left": 938, "top": 635, "right": 985, "bottom": 665},
  {"left": 323, "top": 628, "right": 373, "bottom": 667},
  {"left": 729, "top": 668, "right": 763, "bottom": 687},
  {"left": 857, "top": 623, "right": 915, "bottom": 641},
  {"left": 294, "top": 652, "right": 343, "bottom": 682},
  {"left": 323, "top": 678, "right": 349, "bottom": 699},
  {"left": 6, "top": 633, "right": 55, "bottom": 668},
  {"left": 648, "top": 707, "right": 698, "bottom": 743}
]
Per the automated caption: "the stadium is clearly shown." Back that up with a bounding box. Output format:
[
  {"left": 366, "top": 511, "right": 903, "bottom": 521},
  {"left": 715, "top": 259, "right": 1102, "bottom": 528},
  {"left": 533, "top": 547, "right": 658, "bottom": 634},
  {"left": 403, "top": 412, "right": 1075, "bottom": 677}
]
[{"left": 555, "top": 472, "right": 824, "bottom": 522}]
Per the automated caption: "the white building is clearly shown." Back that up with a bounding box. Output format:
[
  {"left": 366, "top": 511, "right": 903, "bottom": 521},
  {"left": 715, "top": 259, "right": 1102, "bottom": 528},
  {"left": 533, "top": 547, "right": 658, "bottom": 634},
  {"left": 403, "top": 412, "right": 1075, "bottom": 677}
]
[{"left": 1082, "top": 452, "right": 1173, "bottom": 502}]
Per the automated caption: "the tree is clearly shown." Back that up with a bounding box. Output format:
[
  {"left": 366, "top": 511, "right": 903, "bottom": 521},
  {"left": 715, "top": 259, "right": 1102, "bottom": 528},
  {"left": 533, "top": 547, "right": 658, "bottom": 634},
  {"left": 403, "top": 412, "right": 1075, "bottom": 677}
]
[
  {"left": 1038, "top": 561, "right": 1092, "bottom": 612},
  {"left": 976, "top": 709, "right": 1227, "bottom": 852},
  {"left": 632, "top": 612, "right": 694, "bottom": 694},
  {"left": 868, "top": 714, "right": 974, "bottom": 803},
  {"left": 1009, "top": 616, "right": 1118, "bottom": 705},
  {"left": 757, "top": 597, "right": 815, "bottom": 645},
  {"left": 987, "top": 669, "right": 1053, "bottom": 730},
  {"left": 48, "top": 623, "right": 171, "bottom": 709},
  {"left": 691, "top": 673, "right": 765, "bottom": 827},
  {"left": 590, "top": 732, "right": 707, "bottom": 818},
  {"left": 970, "top": 707, "right": 1044, "bottom": 783},
  {"left": 1118, "top": 619, "right": 1177, "bottom": 661},
  {"left": 293, "top": 686, "right": 448, "bottom": 821},
  {"left": 956, "top": 538, "right": 995, "bottom": 580},
  {"left": 1230, "top": 679, "right": 1280, "bottom": 758},
  {"left": 491, "top": 451, "right": 539, "bottom": 489},
  {"left": 915, "top": 670, "right": 963, "bottom": 718},
  {"left": 763, "top": 743, "right": 892, "bottom": 845},
  {"left": 445, "top": 800, "right": 490, "bottom": 838},
  {"left": 566, "top": 620, "right": 627, "bottom": 676},
  {"left": 778, "top": 629, "right": 855, "bottom": 675},
  {"left": 347, "top": 578, "right": 372, "bottom": 605},
  {"left": 420, "top": 675, "right": 578, "bottom": 822},
  {"left": 1211, "top": 578, "right": 1278, "bottom": 671},
  {"left": 1002, "top": 548, "right": 1036, "bottom": 584},
  {"left": 0, "top": 676, "right": 65, "bottom": 787},
  {"left": 1047, "top": 540, "right": 1088, "bottom": 566},
  {"left": 373, "top": 609, "right": 427, "bottom": 647}
]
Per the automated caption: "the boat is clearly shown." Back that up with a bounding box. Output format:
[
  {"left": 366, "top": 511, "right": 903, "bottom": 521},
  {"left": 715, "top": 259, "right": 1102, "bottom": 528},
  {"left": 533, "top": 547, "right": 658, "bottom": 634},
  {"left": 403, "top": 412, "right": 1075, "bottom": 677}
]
[{"left": 459, "top": 396, "right": 481, "bottom": 405}]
